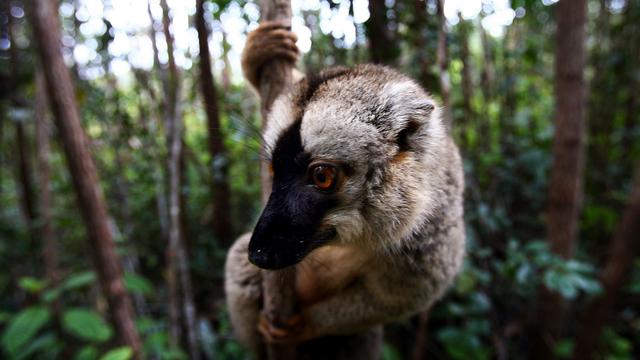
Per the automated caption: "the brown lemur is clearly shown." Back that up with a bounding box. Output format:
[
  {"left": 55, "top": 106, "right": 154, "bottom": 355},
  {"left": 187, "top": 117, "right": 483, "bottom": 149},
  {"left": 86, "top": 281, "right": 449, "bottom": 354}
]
[{"left": 225, "top": 21, "right": 465, "bottom": 356}]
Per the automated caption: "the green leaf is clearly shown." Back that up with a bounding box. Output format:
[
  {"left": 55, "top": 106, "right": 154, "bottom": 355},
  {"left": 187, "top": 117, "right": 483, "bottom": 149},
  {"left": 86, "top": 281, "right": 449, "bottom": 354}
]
[
  {"left": 1, "top": 306, "right": 51, "bottom": 355},
  {"left": 75, "top": 345, "right": 100, "bottom": 360},
  {"left": 100, "top": 346, "right": 133, "bottom": 360},
  {"left": 0, "top": 312, "right": 10, "bottom": 325},
  {"left": 123, "top": 272, "right": 153, "bottom": 295},
  {"left": 61, "top": 271, "right": 97, "bottom": 291},
  {"left": 18, "top": 277, "right": 48, "bottom": 293},
  {"left": 62, "top": 308, "right": 113, "bottom": 343},
  {"left": 14, "top": 333, "right": 57, "bottom": 360},
  {"left": 553, "top": 338, "right": 574, "bottom": 359},
  {"left": 42, "top": 287, "right": 63, "bottom": 303}
]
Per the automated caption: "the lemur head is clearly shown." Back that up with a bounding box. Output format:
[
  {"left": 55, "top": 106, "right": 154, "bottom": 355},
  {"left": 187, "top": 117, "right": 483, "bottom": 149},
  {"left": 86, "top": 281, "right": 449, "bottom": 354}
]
[{"left": 249, "top": 64, "right": 451, "bottom": 270}]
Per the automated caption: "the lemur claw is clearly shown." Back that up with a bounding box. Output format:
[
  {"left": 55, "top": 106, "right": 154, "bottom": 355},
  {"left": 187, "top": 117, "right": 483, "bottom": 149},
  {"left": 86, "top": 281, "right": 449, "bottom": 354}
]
[{"left": 258, "top": 312, "right": 307, "bottom": 344}]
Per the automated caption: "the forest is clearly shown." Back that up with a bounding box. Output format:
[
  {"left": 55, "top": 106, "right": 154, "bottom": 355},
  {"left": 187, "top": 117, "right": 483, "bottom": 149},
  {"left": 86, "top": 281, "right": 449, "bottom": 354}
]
[{"left": 0, "top": 0, "right": 638, "bottom": 359}]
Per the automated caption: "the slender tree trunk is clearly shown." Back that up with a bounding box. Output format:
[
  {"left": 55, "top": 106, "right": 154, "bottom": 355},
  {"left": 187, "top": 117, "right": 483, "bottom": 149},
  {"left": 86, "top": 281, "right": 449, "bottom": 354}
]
[
  {"left": 15, "top": 122, "right": 37, "bottom": 240},
  {"left": 458, "top": 13, "right": 473, "bottom": 149},
  {"left": 257, "top": 1, "right": 297, "bottom": 359},
  {"left": 35, "top": 71, "right": 60, "bottom": 310},
  {"left": 436, "top": 0, "right": 452, "bottom": 127},
  {"left": 196, "top": 0, "right": 233, "bottom": 246},
  {"left": 572, "top": 164, "right": 640, "bottom": 359},
  {"left": 621, "top": 0, "right": 639, "bottom": 160},
  {"left": 27, "top": 0, "right": 142, "bottom": 356},
  {"left": 159, "top": 1, "right": 200, "bottom": 357},
  {"left": 366, "top": 0, "right": 399, "bottom": 65},
  {"left": 479, "top": 23, "right": 495, "bottom": 151},
  {"left": 412, "top": 311, "right": 430, "bottom": 360},
  {"left": 8, "top": 9, "right": 37, "bottom": 244},
  {"left": 221, "top": 31, "right": 233, "bottom": 91},
  {"left": 532, "top": 0, "right": 588, "bottom": 357}
]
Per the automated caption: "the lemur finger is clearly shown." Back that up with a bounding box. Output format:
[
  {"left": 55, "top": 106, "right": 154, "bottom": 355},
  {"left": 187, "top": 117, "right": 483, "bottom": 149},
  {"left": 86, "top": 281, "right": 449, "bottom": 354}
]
[
  {"left": 267, "top": 28, "right": 298, "bottom": 42},
  {"left": 255, "top": 20, "right": 292, "bottom": 32},
  {"left": 258, "top": 315, "right": 292, "bottom": 343}
]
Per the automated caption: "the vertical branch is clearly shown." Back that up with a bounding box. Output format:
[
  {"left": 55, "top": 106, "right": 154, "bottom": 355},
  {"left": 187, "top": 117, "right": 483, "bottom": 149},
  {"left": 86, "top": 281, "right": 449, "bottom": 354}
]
[
  {"left": 195, "top": 0, "right": 233, "bottom": 246},
  {"left": 35, "top": 70, "right": 59, "bottom": 309},
  {"left": 436, "top": 0, "right": 452, "bottom": 127},
  {"left": 159, "top": 1, "right": 200, "bottom": 357},
  {"left": 28, "top": 0, "right": 141, "bottom": 356},
  {"left": 458, "top": 12, "right": 474, "bottom": 149},
  {"left": 257, "top": 1, "right": 296, "bottom": 359},
  {"left": 479, "top": 23, "right": 494, "bottom": 151},
  {"left": 572, "top": 165, "right": 640, "bottom": 359},
  {"left": 366, "top": 0, "right": 399, "bottom": 65},
  {"left": 8, "top": 8, "right": 37, "bottom": 244},
  {"left": 532, "top": 0, "right": 588, "bottom": 357}
]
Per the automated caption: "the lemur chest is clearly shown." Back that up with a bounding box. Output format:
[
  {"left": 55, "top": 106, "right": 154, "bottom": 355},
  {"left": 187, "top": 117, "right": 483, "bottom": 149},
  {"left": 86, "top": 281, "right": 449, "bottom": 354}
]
[{"left": 294, "top": 244, "right": 371, "bottom": 307}]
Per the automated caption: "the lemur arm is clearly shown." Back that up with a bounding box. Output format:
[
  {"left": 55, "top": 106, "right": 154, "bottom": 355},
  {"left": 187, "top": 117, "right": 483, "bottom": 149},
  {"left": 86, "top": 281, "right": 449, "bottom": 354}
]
[
  {"left": 241, "top": 21, "right": 300, "bottom": 91},
  {"left": 259, "top": 270, "right": 427, "bottom": 343},
  {"left": 303, "top": 274, "right": 425, "bottom": 338}
]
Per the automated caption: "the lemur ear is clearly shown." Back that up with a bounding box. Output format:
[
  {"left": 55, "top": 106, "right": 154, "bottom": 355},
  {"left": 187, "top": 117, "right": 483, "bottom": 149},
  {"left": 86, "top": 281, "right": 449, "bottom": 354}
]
[
  {"left": 395, "top": 101, "right": 434, "bottom": 151},
  {"left": 396, "top": 120, "right": 421, "bottom": 152}
]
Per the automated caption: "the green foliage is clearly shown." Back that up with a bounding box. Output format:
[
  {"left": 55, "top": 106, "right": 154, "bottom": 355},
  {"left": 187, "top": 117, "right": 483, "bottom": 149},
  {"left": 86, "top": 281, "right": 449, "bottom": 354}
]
[
  {"left": 123, "top": 272, "right": 153, "bottom": 295},
  {"left": 99, "top": 347, "right": 133, "bottom": 360},
  {"left": 437, "top": 321, "right": 491, "bottom": 360},
  {"left": 599, "top": 328, "right": 633, "bottom": 360},
  {"left": 382, "top": 343, "right": 403, "bottom": 360},
  {"left": 1, "top": 0, "right": 639, "bottom": 358},
  {"left": 1, "top": 307, "right": 50, "bottom": 356},
  {"left": 62, "top": 308, "right": 113, "bottom": 343}
]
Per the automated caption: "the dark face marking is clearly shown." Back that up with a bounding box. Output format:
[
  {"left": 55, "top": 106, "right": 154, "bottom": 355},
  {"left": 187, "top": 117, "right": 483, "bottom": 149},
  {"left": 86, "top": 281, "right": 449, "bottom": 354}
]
[{"left": 248, "top": 121, "right": 339, "bottom": 270}]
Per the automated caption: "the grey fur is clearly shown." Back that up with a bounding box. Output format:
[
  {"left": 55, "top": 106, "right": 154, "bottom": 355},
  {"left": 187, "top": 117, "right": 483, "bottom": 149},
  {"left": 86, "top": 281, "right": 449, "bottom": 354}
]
[{"left": 225, "top": 64, "right": 465, "bottom": 356}]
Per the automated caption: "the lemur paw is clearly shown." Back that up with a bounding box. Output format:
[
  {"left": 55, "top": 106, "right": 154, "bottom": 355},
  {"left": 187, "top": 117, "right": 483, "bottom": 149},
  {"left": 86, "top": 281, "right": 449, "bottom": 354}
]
[
  {"left": 241, "top": 21, "right": 299, "bottom": 90},
  {"left": 258, "top": 312, "right": 316, "bottom": 344}
]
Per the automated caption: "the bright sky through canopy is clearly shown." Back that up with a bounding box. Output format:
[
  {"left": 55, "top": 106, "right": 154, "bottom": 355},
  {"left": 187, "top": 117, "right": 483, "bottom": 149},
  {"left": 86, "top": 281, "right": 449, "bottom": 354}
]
[{"left": 67, "top": 0, "right": 543, "bottom": 82}]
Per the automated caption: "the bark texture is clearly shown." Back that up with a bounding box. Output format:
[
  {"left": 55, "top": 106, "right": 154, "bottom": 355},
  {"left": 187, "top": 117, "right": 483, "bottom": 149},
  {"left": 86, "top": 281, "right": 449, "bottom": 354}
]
[
  {"left": 35, "top": 71, "right": 60, "bottom": 308},
  {"left": 159, "top": 0, "right": 200, "bottom": 357},
  {"left": 532, "top": 0, "right": 588, "bottom": 357},
  {"left": 572, "top": 165, "right": 640, "bottom": 359},
  {"left": 195, "top": 0, "right": 233, "bottom": 246},
  {"left": 28, "top": 0, "right": 141, "bottom": 355},
  {"left": 366, "top": 0, "right": 399, "bottom": 65},
  {"left": 459, "top": 14, "right": 473, "bottom": 148},
  {"left": 436, "top": 0, "right": 452, "bottom": 127},
  {"left": 258, "top": 1, "right": 297, "bottom": 359}
]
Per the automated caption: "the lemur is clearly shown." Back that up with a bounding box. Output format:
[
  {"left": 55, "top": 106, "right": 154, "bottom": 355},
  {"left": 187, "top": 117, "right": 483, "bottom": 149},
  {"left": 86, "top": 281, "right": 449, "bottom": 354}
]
[{"left": 225, "top": 21, "right": 465, "bottom": 358}]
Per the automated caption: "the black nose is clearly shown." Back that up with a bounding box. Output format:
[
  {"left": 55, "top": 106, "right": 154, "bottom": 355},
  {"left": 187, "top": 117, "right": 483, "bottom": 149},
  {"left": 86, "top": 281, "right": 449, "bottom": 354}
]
[{"left": 248, "top": 246, "right": 295, "bottom": 270}]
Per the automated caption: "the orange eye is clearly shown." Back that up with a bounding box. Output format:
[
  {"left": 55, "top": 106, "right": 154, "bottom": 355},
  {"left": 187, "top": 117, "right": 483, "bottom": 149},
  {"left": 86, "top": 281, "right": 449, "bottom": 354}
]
[{"left": 310, "top": 165, "right": 337, "bottom": 191}]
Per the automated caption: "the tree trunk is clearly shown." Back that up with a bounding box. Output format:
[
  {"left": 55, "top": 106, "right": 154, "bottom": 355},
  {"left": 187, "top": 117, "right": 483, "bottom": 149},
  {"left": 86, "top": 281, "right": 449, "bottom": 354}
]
[
  {"left": 436, "top": 0, "right": 452, "bottom": 127},
  {"left": 195, "top": 0, "right": 233, "bottom": 246},
  {"left": 412, "top": 311, "right": 430, "bottom": 360},
  {"left": 257, "top": 1, "right": 297, "bottom": 359},
  {"left": 35, "top": 70, "right": 60, "bottom": 310},
  {"left": 27, "top": 0, "right": 142, "bottom": 356},
  {"left": 458, "top": 13, "right": 473, "bottom": 149},
  {"left": 572, "top": 164, "right": 640, "bottom": 359},
  {"left": 159, "top": 1, "right": 200, "bottom": 357},
  {"left": 366, "top": 0, "right": 398, "bottom": 65},
  {"left": 8, "top": 9, "right": 37, "bottom": 244},
  {"left": 532, "top": 0, "right": 588, "bottom": 357},
  {"left": 479, "top": 23, "right": 495, "bottom": 151},
  {"left": 15, "top": 121, "right": 37, "bottom": 241}
]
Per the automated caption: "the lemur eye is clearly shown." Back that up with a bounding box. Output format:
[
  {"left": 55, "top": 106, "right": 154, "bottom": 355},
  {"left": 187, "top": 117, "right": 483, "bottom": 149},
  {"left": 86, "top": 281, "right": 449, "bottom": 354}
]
[{"left": 309, "top": 164, "right": 338, "bottom": 191}]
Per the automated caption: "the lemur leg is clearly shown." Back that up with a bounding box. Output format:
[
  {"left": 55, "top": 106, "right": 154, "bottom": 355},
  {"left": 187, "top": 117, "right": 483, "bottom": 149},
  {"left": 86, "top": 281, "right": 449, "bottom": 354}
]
[
  {"left": 241, "top": 21, "right": 299, "bottom": 90},
  {"left": 224, "top": 233, "right": 262, "bottom": 353}
]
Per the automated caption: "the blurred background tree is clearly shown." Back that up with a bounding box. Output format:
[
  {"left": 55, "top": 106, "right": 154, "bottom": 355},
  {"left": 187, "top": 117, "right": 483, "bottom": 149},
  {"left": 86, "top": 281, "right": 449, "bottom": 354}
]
[{"left": 0, "top": 0, "right": 638, "bottom": 359}]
